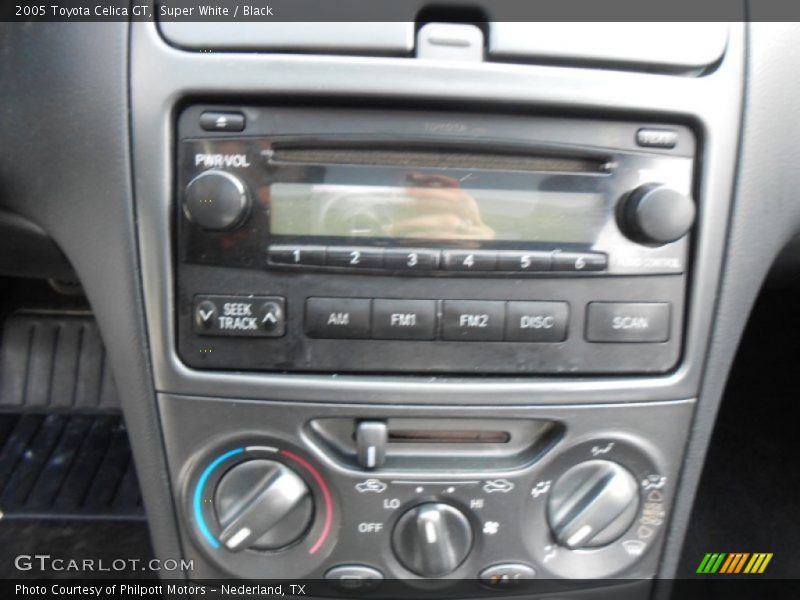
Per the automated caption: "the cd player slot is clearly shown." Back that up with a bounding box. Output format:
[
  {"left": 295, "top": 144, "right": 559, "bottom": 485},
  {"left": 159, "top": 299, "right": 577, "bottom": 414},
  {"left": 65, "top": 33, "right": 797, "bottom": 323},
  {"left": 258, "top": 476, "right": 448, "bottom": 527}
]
[{"left": 267, "top": 147, "right": 609, "bottom": 174}]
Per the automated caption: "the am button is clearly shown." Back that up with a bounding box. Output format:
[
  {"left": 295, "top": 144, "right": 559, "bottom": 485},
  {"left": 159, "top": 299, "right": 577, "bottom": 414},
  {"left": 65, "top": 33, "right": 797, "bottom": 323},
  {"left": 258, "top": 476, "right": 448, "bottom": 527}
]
[{"left": 305, "top": 297, "right": 371, "bottom": 339}]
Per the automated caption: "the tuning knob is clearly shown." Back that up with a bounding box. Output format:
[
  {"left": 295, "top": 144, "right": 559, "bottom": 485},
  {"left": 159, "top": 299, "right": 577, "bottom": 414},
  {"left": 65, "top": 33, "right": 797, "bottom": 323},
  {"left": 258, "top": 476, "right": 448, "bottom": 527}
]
[
  {"left": 546, "top": 460, "right": 639, "bottom": 550},
  {"left": 392, "top": 503, "right": 473, "bottom": 577},
  {"left": 184, "top": 170, "right": 250, "bottom": 231},
  {"left": 213, "top": 459, "right": 313, "bottom": 552},
  {"left": 619, "top": 184, "right": 695, "bottom": 245}
]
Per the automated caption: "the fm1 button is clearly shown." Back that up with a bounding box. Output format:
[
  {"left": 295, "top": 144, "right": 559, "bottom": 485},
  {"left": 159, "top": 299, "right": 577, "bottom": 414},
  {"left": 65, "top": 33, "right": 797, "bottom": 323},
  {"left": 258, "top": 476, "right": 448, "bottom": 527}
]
[
  {"left": 305, "top": 297, "right": 371, "bottom": 339},
  {"left": 372, "top": 299, "right": 436, "bottom": 340},
  {"left": 479, "top": 563, "right": 536, "bottom": 588},
  {"left": 505, "top": 302, "right": 568, "bottom": 342},
  {"left": 442, "top": 300, "right": 505, "bottom": 341}
]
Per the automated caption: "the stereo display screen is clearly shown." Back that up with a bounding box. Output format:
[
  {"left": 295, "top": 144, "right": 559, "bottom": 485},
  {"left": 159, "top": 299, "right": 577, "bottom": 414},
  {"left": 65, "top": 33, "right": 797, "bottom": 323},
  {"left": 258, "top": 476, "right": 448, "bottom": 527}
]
[{"left": 269, "top": 181, "right": 606, "bottom": 244}]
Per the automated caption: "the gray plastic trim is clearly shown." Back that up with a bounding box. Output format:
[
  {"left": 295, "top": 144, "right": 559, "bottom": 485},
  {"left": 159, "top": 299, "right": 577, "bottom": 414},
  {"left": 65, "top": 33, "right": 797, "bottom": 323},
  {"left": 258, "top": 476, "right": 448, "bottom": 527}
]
[
  {"left": 158, "top": 21, "right": 415, "bottom": 53},
  {"left": 489, "top": 23, "right": 729, "bottom": 71},
  {"left": 130, "top": 22, "right": 744, "bottom": 406}
]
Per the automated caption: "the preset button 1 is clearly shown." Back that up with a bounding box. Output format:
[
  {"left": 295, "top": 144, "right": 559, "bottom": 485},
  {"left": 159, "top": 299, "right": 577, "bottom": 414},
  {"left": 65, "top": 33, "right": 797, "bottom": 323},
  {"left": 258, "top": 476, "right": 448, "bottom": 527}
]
[
  {"left": 305, "top": 297, "right": 371, "bottom": 339},
  {"left": 441, "top": 300, "right": 505, "bottom": 341},
  {"left": 268, "top": 245, "right": 325, "bottom": 266}
]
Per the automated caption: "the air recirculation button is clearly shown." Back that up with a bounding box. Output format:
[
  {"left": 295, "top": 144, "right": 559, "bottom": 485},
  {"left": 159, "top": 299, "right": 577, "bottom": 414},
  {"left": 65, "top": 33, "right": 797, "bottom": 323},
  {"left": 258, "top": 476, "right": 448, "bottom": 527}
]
[{"left": 214, "top": 459, "right": 314, "bottom": 552}]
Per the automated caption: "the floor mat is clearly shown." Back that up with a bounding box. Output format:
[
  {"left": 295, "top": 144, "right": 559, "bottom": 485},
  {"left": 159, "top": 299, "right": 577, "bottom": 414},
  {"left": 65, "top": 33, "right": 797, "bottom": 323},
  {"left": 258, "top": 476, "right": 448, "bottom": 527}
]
[
  {"left": 677, "top": 286, "right": 800, "bottom": 579},
  {"left": 0, "top": 520, "right": 153, "bottom": 579},
  {"left": 0, "top": 412, "right": 144, "bottom": 519},
  {"left": 0, "top": 312, "right": 118, "bottom": 410}
]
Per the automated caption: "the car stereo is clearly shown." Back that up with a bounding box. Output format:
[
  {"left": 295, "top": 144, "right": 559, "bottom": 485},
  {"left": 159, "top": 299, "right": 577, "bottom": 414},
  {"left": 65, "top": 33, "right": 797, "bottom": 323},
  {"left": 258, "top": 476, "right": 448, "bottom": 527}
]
[{"left": 175, "top": 106, "right": 696, "bottom": 374}]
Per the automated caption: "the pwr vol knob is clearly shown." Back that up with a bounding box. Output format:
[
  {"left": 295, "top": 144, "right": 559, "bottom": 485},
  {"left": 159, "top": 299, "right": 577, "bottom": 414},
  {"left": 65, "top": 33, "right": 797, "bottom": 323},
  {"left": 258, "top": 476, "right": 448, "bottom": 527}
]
[{"left": 183, "top": 170, "right": 250, "bottom": 231}]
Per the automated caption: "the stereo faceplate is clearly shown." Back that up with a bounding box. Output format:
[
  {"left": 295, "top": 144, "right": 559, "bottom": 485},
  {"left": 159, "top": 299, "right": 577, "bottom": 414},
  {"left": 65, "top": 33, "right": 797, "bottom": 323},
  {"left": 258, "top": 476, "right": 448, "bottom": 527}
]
[{"left": 176, "top": 107, "right": 694, "bottom": 374}]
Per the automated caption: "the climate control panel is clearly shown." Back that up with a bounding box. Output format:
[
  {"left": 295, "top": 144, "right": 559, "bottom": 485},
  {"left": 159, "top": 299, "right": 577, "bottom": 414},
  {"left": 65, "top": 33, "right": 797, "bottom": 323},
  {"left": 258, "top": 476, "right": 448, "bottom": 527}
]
[{"left": 167, "top": 397, "right": 690, "bottom": 584}]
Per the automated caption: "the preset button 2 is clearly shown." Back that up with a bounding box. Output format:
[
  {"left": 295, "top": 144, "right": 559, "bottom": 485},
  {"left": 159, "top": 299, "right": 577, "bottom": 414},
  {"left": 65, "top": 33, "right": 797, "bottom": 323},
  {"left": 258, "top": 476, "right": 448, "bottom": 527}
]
[
  {"left": 305, "top": 298, "right": 371, "bottom": 339},
  {"left": 326, "top": 247, "right": 383, "bottom": 269}
]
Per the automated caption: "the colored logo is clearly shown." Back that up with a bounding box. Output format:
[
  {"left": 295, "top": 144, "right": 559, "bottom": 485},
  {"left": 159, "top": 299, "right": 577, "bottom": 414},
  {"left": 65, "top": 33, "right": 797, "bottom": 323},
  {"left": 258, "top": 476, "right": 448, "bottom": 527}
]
[{"left": 696, "top": 552, "right": 773, "bottom": 574}]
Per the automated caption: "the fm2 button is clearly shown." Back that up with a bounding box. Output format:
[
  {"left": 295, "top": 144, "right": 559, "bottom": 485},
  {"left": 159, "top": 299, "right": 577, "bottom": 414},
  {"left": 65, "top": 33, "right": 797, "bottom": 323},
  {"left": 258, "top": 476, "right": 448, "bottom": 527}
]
[
  {"left": 192, "top": 295, "right": 286, "bottom": 337},
  {"left": 442, "top": 300, "right": 505, "bottom": 341}
]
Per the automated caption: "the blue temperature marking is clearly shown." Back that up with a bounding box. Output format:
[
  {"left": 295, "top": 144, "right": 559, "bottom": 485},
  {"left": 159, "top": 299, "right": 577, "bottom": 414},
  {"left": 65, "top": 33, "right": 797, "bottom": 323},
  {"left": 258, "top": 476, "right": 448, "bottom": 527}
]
[{"left": 193, "top": 447, "right": 244, "bottom": 549}]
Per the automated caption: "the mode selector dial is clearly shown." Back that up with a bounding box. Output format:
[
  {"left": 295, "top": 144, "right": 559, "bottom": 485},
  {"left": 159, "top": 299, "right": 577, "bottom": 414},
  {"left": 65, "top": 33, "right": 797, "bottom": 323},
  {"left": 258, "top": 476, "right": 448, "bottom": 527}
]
[
  {"left": 619, "top": 184, "right": 696, "bottom": 245},
  {"left": 213, "top": 459, "right": 313, "bottom": 552},
  {"left": 547, "top": 460, "right": 639, "bottom": 550},
  {"left": 392, "top": 503, "right": 473, "bottom": 577},
  {"left": 184, "top": 170, "right": 251, "bottom": 231}
]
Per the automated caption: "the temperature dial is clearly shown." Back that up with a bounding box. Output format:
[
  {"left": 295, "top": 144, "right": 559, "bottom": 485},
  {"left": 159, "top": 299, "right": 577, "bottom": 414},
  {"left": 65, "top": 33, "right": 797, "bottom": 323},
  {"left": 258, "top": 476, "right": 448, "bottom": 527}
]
[
  {"left": 213, "top": 459, "right": 313, "bottom": 552},
  {"left": 547, "top": 460, "right": 639, "bottom": 549},
  {"left": 392, "top": 503, "right": 473, "bottom": 577}
]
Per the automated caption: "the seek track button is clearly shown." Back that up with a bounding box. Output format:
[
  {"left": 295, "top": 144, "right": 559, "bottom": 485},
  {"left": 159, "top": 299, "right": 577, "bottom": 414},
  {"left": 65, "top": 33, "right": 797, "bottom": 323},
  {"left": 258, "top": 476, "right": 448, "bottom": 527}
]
[{"left": 193, "top": 295, "right": 285, "bottom": 337}]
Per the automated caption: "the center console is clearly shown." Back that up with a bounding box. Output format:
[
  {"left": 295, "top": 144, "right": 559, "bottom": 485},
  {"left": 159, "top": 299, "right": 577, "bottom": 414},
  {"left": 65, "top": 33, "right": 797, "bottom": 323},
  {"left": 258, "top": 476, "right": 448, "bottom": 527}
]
[
  {"left": 163, "top": 105, "right": 701, "bottom": 585},
  {"left": 128, "top": 18, "right": 745, "bottom": 596}
]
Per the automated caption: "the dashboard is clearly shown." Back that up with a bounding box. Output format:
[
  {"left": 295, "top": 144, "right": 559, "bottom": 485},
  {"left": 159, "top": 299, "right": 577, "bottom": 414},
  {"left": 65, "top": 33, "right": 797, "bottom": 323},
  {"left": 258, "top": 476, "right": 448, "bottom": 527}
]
[{"left": 1, "top": 14, "right": 799, "bottom": 598}]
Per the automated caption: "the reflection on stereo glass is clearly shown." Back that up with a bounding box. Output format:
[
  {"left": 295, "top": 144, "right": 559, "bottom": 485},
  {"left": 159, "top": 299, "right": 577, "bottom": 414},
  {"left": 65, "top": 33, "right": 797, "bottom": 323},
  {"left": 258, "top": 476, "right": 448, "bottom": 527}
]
[{"left": 270, "top": 180, "right": 604, "bottom": 243}]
